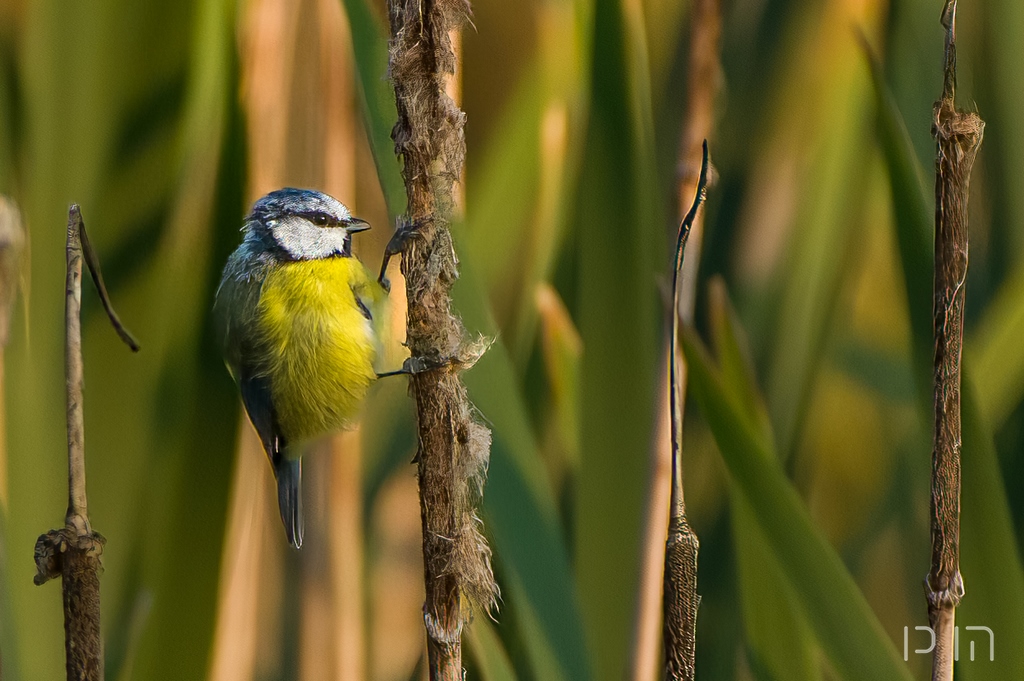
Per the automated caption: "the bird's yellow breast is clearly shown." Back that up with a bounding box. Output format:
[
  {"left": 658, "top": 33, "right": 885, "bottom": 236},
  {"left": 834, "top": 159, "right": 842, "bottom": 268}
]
[{"left": 255, "top": 257, "right": 379, "bottom": 444}]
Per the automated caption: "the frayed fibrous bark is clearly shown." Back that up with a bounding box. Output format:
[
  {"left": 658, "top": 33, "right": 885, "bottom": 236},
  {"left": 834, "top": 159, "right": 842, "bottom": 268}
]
[
  {"left": 926, "top": 4, "right": 983, "bottom": 681},
  {"left": 34, "top": 528, "right": 106, "bottom": 680},
  {"left": 387, "top": 0, "right": 497, "bottom": 677}
]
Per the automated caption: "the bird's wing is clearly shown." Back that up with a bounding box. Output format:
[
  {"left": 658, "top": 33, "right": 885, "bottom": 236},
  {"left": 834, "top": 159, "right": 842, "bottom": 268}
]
[
  {"left": 349, "top": 257, "right": 387, "bottom": 315},
  {"left": 227, "top": 282, "right": 305, "bottom": 547},
  {"left": 239, "top": 370, "right": 284, "bottom": 466},
  {"left": 214, "top": 249, "right": 283, "bottom": 463},
  {"left": 350, "top": 262, "right": 389, "bottom": 368},
  {"left": 215, "top": 243, "right": 304, "bottom": 547},
  {"left": 351, "top": 275, "right": 375, "bottom": 322},
  {"left": 214, "top": 247, "right": 267, "bottom": 382}
]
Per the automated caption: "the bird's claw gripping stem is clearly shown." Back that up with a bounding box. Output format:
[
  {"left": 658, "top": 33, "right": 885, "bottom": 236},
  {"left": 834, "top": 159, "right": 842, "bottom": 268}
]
[
  {"left": 377, "top": 216, "right": 429, "bottom": 292},
  {"left": 377, "top": 354, "right": 452, "bottom": 378}
]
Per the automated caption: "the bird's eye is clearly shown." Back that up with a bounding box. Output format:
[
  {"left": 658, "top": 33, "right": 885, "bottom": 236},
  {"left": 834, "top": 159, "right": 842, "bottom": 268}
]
[{"left": 311, "top": 214, "right": 330, "bottom": 226}]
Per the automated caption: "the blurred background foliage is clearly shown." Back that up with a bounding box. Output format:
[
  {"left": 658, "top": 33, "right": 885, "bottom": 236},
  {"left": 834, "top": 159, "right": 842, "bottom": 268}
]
[{"left": 0, "top": 0, "right": 1022, "bottom": 679}]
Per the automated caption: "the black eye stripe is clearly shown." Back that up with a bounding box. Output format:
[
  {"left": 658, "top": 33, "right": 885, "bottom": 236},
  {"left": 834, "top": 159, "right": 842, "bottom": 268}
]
[{"left": 300, "top": 211, "right": 334, "bottom": 226}]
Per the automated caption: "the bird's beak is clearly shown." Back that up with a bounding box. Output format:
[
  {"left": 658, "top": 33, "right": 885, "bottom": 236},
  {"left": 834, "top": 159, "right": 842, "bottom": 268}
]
[{"left": 347, "top": 218, "right": 371, "bottom": 233}]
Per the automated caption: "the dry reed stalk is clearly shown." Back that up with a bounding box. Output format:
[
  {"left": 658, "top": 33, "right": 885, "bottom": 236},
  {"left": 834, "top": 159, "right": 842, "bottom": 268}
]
[
  {"left": 926, "top": 2, "right": 983, "bottom": 680},
  {"left": 662, "top": 144, "right": 709, "bottom": 681},
  {"left": 34, "top": 205, "right": 138, "bottom": 681},
  {"left": 0, "top": 196, "right": 23, "bottom": 509},
  {"left": 208, "top": 424, "right": 267, "bottom": 681},
  {"left": 386, "top": 0, "right": 498, "bottom": 678},
  {"left": 631, "top": 2, "right": 720, "bottom": 678},
  {"left": 316, "top": 1, "right": 367, "bottom": 676},
  {"left": 328, "top": 430, "right": 365, "bottom": 681}
]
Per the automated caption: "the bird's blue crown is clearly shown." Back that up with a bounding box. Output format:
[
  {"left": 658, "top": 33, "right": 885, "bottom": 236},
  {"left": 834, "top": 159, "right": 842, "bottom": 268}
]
[{"left": 248, "top": 188, "right": 353, "bottom": 227}]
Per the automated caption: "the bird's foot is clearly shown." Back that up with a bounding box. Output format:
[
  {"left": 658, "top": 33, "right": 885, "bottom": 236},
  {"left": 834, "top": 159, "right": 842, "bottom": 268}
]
[
  {"left": 377, "top": 215, "right": 430, "bottom": 291},
  {"left": 376, "top": 354, "right": 452, "bottom": 378}
]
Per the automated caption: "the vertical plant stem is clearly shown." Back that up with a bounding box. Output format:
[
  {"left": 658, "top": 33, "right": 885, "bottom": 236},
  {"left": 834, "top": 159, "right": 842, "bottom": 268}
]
[
  {"left": 0, "top": 196, "right": 24, "bottom": 508},
  {"left": 330, "top": 431, "right": 365, "bottom": 681},
  {"left": 33, "top": 205, "right": 138, "bottom": 681},
  {"left": 927, "top": 3, "right": 984, "bottom": 680},
  {"left": 0, "top": 197, "right": 22, "bottom": 349},
  {"left": 387, "top": 1, "right": 497, "bottom": 679},
  {"left": 208, "top": 425, "right": 267, "bottom": 681},
  {"left": 632, "top": 3, "right": 720, "bottom": 678},
  {"left": 64, "top": 210, "right": 90, "bottom": 535},
  {"left": 663, "top": 144, "right": 709, "bottom": 681}
]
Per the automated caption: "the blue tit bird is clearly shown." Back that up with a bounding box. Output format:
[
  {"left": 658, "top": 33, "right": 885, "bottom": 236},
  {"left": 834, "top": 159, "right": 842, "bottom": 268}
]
[{"left": 215, "top": 188, "right": 386, "bottom": 548}]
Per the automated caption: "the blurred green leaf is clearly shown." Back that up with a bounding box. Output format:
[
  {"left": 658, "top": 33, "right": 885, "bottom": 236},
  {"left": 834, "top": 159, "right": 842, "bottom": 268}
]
[
  {"left": 109, "top": 589, "right": 153, "bottom": 681},
  {"left": 862, "top": 39, "right": 932, "bottom": 400},
  {"left": 0, "top": 511, "right": 22, "bottom": 681},
  {"left": 360, "top": 377, "right": 417, "bottom": 516},
  {"left": 707, "top": 277, "right": 772, "bottom": 440},
  {"left": 982, "top": 0, "right": 1024, "bottom": 258},
  {"left": 733, "top": 505, "right": 818, "bottom": 681},
  {"left": 683, "top": 326, "right": 912, "bottom": 681},
  {"left": 707, "top": 278, "right": 819, "bottom": 681},
  {"left": 465, "top": 68, "right": 546, "bottom": 348},
  {"left": 970, "top": 264, "right": 1024, "bottom": 428},
  {"left": 537, "top": 282, "right": 582, "bottom": 471},
  {"left": 465, "top": 40, "right": 582, "bottom": 366},
  {"left": 766, "top": 25, "right": 875, "bottom": 463},
  {"left": 958, "top": 374, "right": 1024, "bottom": 680},
  {"left": 455, "top": 254, "right": 591, "bottom": 681},
  {"left": 339, "top": 0, "right": 404, "bottom": 216},
  {"left": 123, "top": 0, "right": 244, "bottom": 677},
  {"left": 0, "top": 35, "right": 14, "bottom": 192},
  {"left": 573, "top": 0, "right": 664, "bottom": 673},
  {"left": 2, "top": 2, "right": 232, "bottom": 675},
  {"left": 467, "top": 616, "right": 519, "bottom": 681}
]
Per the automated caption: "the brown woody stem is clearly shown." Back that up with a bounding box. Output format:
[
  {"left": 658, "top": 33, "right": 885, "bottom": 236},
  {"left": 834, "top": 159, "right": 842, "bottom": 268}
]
[
  {"left": 386, "top": 1, "right": 497, "bottom": 678},
  {"left": 927, "top": 3, "right": 983, "bottom": 680}
]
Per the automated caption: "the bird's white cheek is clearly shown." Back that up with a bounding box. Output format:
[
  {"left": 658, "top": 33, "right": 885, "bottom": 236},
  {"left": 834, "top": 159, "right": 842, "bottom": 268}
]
[
  {"left": 276, "top": 221, "right": 349, "bottom": 259},
  {"left": 316, "top": 228, "right": 350, "bottom": 256}
]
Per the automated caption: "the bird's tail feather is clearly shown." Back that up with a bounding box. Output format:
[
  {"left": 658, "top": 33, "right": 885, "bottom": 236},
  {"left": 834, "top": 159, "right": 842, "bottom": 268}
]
[{"left": 275, "top": 458, "right": 304, "bottom": 549}]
